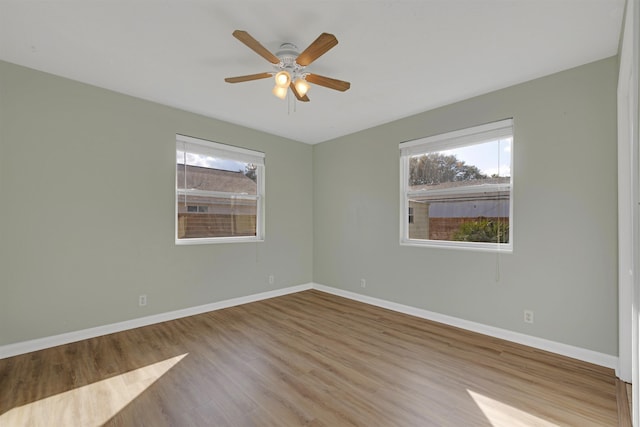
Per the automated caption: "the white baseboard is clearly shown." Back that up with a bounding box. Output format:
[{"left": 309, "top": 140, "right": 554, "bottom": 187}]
[
  {"left": 311, "top": 283, "right": 619, "bottom": 372},
  {"left": 0, "top": 283, "right": 313, "bottom": 359},
  {"left": 1, "top": 281, "right": 618, "bottom": 373}
]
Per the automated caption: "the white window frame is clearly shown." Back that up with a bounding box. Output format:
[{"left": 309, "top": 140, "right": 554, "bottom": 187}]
[
  {"left": 175, "top": 134, "right": 265, "bottom": 245},
  {"left": 399, "top": 119, "right": 514, "bottom": 252}
]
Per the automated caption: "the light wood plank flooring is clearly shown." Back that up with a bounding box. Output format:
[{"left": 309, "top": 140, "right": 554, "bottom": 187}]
[{"left": 0, "top": 290, "right": 623, "bottom": 426}]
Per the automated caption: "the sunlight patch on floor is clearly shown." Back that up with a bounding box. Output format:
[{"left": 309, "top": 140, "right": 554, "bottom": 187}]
[
  {"left": 467, "top": 389, "right": 558, "bottom": 427},
  {"left": 1, "top": 353, "right": 188, "bottom": 427}
]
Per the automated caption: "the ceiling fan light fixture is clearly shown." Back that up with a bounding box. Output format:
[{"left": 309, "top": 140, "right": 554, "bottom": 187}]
[
  {"left": 274, "top": 71, "right": 291, "bottom": 88},
  {"left": 294, "top": 78, "right": 310, "bottom": 96},
  {"left": 272, "top": 84, "right": 288, "bottom": 100}
]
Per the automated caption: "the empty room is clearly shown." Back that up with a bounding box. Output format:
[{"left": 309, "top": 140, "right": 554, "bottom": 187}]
[{"left": 1, "top": 1, "right": 639, "bottom": 426}]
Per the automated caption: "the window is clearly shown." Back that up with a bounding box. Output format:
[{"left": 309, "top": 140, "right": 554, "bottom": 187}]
[
  {"left": 176, "top": 134, "right": 265, "bottom": 244},
  {"left": 399, "top": 119, "right": 513, "bottom": 252},
  {"left": 186, "top": 205, "right": 209, "bottom": 213}
]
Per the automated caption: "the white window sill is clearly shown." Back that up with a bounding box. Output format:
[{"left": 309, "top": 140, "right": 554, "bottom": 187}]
[
  {"left": 176, "top": 236, "right": 264, "bottom": 245},
  {"left": 400, "top": 239, "right": 512, "bottom": 253}
]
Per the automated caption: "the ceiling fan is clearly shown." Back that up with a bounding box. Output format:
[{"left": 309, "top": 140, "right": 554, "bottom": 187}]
[{"left": 224, "top": 30, "right": 351, "bottom": 102}]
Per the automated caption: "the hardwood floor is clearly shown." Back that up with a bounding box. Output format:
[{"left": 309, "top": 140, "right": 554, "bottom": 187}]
[{"left": 0, "top": 290, "right": 623, "bottom": 426}]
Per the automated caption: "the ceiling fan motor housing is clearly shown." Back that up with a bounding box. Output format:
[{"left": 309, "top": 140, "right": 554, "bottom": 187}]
[{"left": 275, "top": 43, "right": 304, "bottom": 75}]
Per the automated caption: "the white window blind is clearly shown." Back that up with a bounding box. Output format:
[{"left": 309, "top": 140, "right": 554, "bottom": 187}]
[{"left": 400, "top": 119, "right": 513, "bottom": 155}]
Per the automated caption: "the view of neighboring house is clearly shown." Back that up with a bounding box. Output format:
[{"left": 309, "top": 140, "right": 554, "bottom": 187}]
[
  {"left": 176, "top": 164, "right": 257, "bottom": 238},
  {"left": 408, "top": 177, "right": 510, "bottom": 241}
]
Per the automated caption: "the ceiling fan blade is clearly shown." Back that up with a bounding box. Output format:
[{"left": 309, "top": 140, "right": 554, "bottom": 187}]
[
  {"left": 296, "top": 33, "right": 338, "bottom": 67},
  {"left": 232, "top": 30, "right": 280, "bottom": 64},
  {"left": 289, "top": 82, "right": 310, "bottom": 102},
  {"left": 306, "top": 73, "right": 351, "bottom": 92},
  {"left": 224, "top": 72, "right": 273, "bottom": 83}
]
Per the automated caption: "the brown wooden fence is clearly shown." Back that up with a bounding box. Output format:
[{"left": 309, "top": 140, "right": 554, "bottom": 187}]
[{"left": 177, "top": 213, "right": 256, "bottom": 238}]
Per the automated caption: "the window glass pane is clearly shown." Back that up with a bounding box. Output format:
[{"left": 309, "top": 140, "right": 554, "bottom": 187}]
[
  {"left": 409, "top": 137, "right": 511, "bottom": 188},
  {"left": 176, "top": 151, "right": 257, "bottom": 194},
  {"left": 177, "top": 195, "right": 257, "bottom": 239},
  {"left": 408, "top": 196, "right": 509, "bottom": 243}
]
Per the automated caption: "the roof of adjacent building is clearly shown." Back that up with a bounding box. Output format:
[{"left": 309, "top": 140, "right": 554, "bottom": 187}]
[
  {"left": 409, "top": 176, "right": 510, "bottom": 192},
  {"left": 177, "top": 164, "right": 257, "bottom": 194}
]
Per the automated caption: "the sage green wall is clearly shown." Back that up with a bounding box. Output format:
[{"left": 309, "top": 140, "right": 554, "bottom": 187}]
[
  {"left": 313, "top": 57, "right": 618, "bottom": 355},
  {"left": 0, "top": 60, "right": 313, "bottom": 346},
  {"left": 0, "top": 57, "right": 619, "bottom": 355}
]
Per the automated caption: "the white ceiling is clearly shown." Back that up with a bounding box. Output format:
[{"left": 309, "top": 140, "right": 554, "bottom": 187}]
[{"left": 0, "top": 1, "right": 625, "bottom": 144}]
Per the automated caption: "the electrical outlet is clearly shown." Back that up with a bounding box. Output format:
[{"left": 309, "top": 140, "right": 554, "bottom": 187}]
[
  {"left": 360, "top": 278, "right": 366, "bottom": 288},
  {"left": 524, "top": 310, "right": 534, "bottom": 324},
  {"left": 268, "top": 274, "right": 275, "bottom": 285},
  {"left": 139, "top": 294, "right": 147, "bottom": 307}
]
